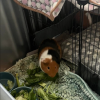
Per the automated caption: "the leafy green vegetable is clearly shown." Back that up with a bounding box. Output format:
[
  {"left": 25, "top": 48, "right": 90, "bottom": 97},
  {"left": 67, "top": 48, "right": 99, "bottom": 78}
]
[
  {"left": 25, "top": 77, "right": 42, "bottom": 84},
  {"left": 29, "top": 88, "right": 37, "bottom": 100},
  {"left": 11, "top": 90, "right": 17, "bottom": 97},
  {"left": 37, "top": 88, "right": 49, "bottom": 100},
  {"left": 19, "top": 90, "right": 25, "bottom": 95},
  {"left": 39, "top": 98, "right": 44, "bottom": 100},
  {"left": 45, "top": 83, "right": 62, "bottom": 100},
  {"left": 3, "top": 84, "right": 10, "bottom": 91},
  {"left": 16, "top": 73, "right": 20, "bottom": 87},
  {"left": 25, "top": 71, "right": 47, "bottom": 86},
  {"left": 3, "top": 80, "right": 14, "bottom": 91},
  {"left": 23, "top": 62, "right": 63, "bottom": 100},
  {"left": 38, "top": 82, "right": 46, "bottom": 87},
  {"left": 35, "top": 71, "right": 46, "bottom": 78},
  {"left": 7, "top": 80, "right": 14, "bottom": 89},
  {"left": 16, "top": 73, "right": 24, "bottom": 87},
  {"left": 11, "top": 89, "right": 37, "bottom": 100},
  {"left": 15, "top": 96, "right": 27, "bottom": 100},
  {"left": 25, "top": 69, "right": 59, "bottom": 87},
  {"left": 23, "top": 92, "right": 29, "bottom": 99},
  {"left": 47, "top": 93, "right": 62, "bottom": 100},
  {"left": 37, "top": 87, "right": 62, "bottom": 100},
  {"left": 27, "top": 68, "right": 41, "bottom": 76}
]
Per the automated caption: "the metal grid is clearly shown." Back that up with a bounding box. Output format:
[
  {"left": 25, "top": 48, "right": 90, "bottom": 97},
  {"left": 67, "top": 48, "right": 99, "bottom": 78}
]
[{"left": 69, "top": 0, "right": 100, "bottom": 95}]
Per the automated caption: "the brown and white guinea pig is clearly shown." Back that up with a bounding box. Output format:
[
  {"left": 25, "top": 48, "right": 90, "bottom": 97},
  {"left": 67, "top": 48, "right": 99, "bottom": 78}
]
[
  {"left": 38, "top": 39, "right": 62, "bottom": 78},
  {"left": 74, "top": 11, "right": 92, "bottom": 29}
]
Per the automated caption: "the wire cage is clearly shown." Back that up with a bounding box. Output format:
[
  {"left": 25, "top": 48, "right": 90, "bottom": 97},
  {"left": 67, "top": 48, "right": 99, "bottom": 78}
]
[
  {"left": 22, "top": 0, "right": 100, "bottom": 95},
  {"left": 66, "top": 0, "right": 100, "bottom": 95}
]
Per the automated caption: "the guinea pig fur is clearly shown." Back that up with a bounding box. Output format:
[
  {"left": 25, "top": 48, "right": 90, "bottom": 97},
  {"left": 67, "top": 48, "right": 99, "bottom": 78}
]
[
  {"left": 38, "top": 39, "right": 62, "bottom": 78},
  {"left": 74, "top": 11, "right": 92, "bottom": 29}
]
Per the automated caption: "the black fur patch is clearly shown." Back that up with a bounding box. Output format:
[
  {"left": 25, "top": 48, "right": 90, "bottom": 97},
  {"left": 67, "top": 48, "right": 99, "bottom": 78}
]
[
  {"left": 48, "top": 49, "right": 61, "bottom": 65},
  {"left": 38, "top": 39, "right": 60, "bottom": 55}
]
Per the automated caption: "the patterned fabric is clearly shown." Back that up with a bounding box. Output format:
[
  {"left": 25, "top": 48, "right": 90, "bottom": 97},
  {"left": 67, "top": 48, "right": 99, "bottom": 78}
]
[
  {"left": 52, "top": 0, "right": 65, "bottom": 17},
  {"left": 14, "top": 0, "right": 100, "bottom": 21},
  {"left": 68, "top": 0, "right": 100, "bottom": 11},
  {"left": 14, "top": 0, "right": 65, "bottom": 21},
  {"left": 5, "top": 54, "right": 100, "bottom": 100},
  {"left": 62, "top": 22, "right": 100, "bottom": 76}
]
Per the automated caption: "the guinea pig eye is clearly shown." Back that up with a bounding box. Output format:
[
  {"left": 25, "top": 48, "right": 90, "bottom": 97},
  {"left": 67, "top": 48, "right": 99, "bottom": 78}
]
[{"left": 47, "top": 67, "right": 50, "bottom": 70}]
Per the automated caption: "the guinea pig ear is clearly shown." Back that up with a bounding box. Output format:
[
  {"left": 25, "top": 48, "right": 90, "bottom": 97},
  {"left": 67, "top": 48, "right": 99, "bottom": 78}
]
[{"left": 42, "top": 58, "right": 50, "bottom": 64}]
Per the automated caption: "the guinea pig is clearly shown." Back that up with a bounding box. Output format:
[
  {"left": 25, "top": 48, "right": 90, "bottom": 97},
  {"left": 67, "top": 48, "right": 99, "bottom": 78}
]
[
  {"left": 38, "top": 39, "right": 62, "bottom": 78},
  {"left": 74, "top": 11, "right": 92, "bottom": 29}
]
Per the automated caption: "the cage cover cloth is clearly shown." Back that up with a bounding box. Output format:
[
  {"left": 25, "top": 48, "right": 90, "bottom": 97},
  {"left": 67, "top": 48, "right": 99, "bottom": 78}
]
[
  {"left": 14, "top": 0, "right": 100, "bottom": 21},
  {"left": 14, "top": 0, "right": 65, "bottom": 21}
]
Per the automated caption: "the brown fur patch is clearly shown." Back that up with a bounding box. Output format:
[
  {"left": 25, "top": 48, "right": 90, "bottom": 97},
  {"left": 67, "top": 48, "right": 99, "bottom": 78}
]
[
  {"left": 38, "top": 39, "right": 62, "bottom": 59},
  {"left": 74, "top": 11, "right": 91, "bottom": 29},
  {"left": 41, "top": 59, "right": 59, "bottom": 77}
]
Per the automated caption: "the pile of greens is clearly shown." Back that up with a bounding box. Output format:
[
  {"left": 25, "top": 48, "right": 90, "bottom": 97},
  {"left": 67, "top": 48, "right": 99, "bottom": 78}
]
[
  {"left": 13, "top": 62, "right": 64, "bottom": 100},
  {"left": 11, "top": 86, "right": 62, "bottom": 100},
  {"left": 36, "top": 87, "right": 62, "bottom": 100},
  {"left": 3, "top": 80, "right": 14, "bottom": 91},
  {"left": 25, "top": 62, "right": 59, "bottom": 87},
  {"left": 11, "top": 88, "right": 37, "bottom": 100},
  {"left": 25, "top": 62, "right": 62, "bottom": 100}
]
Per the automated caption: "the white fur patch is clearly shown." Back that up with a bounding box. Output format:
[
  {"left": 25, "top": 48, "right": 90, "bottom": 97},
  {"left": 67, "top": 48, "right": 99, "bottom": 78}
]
[
  {"left": 85, "top": 12, "right": 92, "bottom": 25},
  {"left": 39, "top": 50, "right": 52, "bottom": 72}
]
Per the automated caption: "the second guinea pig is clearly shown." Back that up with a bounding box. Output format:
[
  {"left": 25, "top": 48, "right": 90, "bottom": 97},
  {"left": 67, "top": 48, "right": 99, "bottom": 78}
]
[
  {"left": 38, "top": 39, "right": 62, "bottom": 78},
  {"left": 74, "top": 11, "right": 92, "bottom": 29}
]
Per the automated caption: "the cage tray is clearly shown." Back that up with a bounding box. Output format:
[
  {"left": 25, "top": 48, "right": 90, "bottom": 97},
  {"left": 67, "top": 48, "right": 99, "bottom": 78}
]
[{"left": 5, "top": 54, "right": 100, "bottom": 100}]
